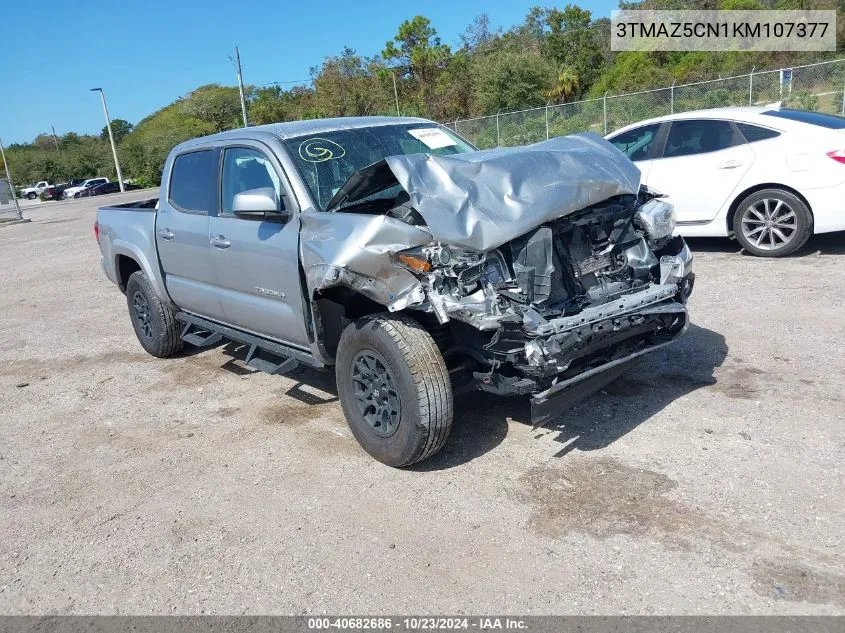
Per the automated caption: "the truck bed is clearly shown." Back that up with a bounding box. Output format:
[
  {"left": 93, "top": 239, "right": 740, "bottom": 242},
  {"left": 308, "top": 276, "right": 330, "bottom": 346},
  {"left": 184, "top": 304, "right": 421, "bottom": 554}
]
[
  {"left": 98, "top": 198, "right": 159, "bottom": 211},
  {"left": 96, "top": 198, "right": 161, "bottom": 294}
]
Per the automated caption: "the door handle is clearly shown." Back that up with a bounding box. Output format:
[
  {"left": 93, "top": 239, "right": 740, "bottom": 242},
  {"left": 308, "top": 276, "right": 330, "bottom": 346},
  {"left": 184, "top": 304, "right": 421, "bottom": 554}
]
[
  {"left": 717, "top": 159, "right": 745, "bottom": 169},
  {"left": 157, "top": 228, "right": 175, "bottom": 241},
  {"left": 210, "top": 235, "right": 231, "bottom": 249}
]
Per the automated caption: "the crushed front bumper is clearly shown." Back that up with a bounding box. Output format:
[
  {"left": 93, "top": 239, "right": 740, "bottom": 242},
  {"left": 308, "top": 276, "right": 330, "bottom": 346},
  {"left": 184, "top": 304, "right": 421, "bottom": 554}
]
[{"left": 529, "top": 337, "right": 677, "bottom": 426}]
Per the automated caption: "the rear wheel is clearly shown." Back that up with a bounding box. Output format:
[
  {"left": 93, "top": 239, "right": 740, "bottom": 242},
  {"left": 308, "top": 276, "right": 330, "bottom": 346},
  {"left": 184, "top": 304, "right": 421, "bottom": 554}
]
[
  {"left": 125, "top": 271, "right": 183, "bottom": 358},
  {"left": 335, "top": 314, "right": 453, "bottom": 467},
  {"left": 733, "top": 189, "right": 813, "bottom": 257}
]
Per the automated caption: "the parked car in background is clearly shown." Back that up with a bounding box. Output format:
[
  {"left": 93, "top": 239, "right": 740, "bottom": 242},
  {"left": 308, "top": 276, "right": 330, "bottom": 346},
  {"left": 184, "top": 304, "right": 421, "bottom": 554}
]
[
  {"left": 20, "top": 181, "right": 53, "bottom": 199},
  {"left": 606, "top": 106, "right": 845, "bottom": 256},
  {"left": 44, "top": 179, "right": 86, "bottom": 200},
  {"left": 65, "top": 177, "right": 108, "bottom": 199},
  {"left": 95, "top": 116, "right": 694, "bottom": 467},
  {"left": 79, "top": 181, "right": 139, "bottom": 197}
]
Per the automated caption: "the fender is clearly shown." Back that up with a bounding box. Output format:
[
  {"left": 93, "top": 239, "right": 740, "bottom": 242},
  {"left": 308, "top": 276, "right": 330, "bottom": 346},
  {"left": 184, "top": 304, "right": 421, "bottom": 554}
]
[{"left": 111, "top": 238, "right": 175, "bottom": 309}]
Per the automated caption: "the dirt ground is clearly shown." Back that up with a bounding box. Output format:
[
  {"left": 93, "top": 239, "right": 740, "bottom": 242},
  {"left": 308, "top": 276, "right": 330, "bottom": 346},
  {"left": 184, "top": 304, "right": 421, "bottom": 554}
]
[{"left": 1, "top": 192, "right": 843, "bottom": 614}]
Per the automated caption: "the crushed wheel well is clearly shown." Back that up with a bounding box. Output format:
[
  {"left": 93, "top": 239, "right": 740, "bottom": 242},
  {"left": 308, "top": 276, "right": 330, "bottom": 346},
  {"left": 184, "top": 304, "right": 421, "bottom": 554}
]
[
  {"left": 313, "top": 287, "right": 386, "bottom": 358},
  {"left": 726, "top": 183, "right": 813, "bottom": 235},
  {"left": 115, "top": 255, "right": 142, "bottom": 293}
]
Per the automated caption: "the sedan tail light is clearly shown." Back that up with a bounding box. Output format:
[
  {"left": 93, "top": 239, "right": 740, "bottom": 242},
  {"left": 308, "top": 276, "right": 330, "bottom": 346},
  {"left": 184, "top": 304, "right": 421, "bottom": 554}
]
[
  {"left": 826, "top": 149, "right": 845, "bottom": 164},
  {"left": 94, "top": 220, "right": 99, "bottom": 244}
]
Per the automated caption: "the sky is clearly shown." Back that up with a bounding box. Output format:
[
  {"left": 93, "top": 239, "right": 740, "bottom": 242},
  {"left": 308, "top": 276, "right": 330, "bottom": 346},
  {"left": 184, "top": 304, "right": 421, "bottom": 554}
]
[{"left": 1, "top": 0, "right": 617, "bottom": 145}]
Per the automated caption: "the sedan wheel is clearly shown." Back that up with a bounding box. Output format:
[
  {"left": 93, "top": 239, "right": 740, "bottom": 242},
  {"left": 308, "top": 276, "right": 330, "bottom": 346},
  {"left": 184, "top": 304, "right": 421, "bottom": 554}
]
[
  {"left": 740, "top": 198, "right": 797, "bottom": 251},
  {"left": 733, "top": 189, "right": 813, "bottom": 257}
]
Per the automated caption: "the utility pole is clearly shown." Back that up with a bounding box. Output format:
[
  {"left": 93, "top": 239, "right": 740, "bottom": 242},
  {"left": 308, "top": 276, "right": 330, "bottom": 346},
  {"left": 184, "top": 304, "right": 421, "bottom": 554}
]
[
  {"left": 51, "top": 126, "right": 60, "bottom": 153},
  {"left": 90, "top": 88, "right": 125, "bottom": 192},
  {"left": 392, "top": 72, "right": 400, "bottom": 117},
  {"left": 0, "top": 136, "right": 24, "bottom": 220},
  {"left": 234, "top": 46, "right": 249, "bottom": 127}
]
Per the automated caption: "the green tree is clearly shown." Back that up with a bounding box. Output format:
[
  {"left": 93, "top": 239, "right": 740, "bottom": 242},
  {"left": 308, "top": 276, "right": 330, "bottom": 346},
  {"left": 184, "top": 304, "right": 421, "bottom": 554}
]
[
  {"left": 249, "top": 85, "right": 313, "bottom": 125},
  {"left": 459, "top": 14, "right": 500, "bottom": 51},
  {"left": 382, "top": 16, "right": 451, "bottom": 116},
  {"left": 101, "top": 119, "right": 133, "bottom": 143},
  {"left": 544, "top": 5, "right": 607, "bottom": 95},
  {"left": 179, "top": 84, "right": 244, "bottom": 132},
  {"left": 548, "top": 69, "right": 581, "bottom": 102},
  {"left": 475, "top": 49, "right": 556, "bottom": 112},
  {"left": 312, "top": 48, "right": 392, "bottom": 117}
]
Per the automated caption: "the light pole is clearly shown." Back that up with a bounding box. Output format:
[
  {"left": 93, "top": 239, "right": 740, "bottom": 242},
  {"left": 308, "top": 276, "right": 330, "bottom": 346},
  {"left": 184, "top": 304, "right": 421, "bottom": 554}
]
[
  {"left": 90, "top": 88, "right": 125, "bottom": 192},
  {"left": 234, "top": 46, "right": 249, "bottom": 127}
]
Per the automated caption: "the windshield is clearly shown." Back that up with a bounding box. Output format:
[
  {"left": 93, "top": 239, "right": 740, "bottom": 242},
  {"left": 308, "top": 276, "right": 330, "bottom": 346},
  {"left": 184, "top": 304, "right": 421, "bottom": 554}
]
[{"left": 282, "top": 123, "right": 474, "bottom": 210}]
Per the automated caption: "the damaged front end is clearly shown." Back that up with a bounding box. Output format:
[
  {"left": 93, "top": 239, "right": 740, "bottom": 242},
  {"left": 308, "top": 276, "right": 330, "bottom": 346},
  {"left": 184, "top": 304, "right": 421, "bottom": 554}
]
[
  {"left": 303, "top": 132, "right": 694, "bottom": 424},
  {"left": 387, "top": 191, "right": 694, "bottom": 424}
]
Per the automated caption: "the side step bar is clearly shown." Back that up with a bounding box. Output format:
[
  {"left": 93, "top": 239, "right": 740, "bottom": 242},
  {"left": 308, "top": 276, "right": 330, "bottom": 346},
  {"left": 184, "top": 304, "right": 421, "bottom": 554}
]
[{"left": 176, "top": 312, "right": 325, "bottom": 375}]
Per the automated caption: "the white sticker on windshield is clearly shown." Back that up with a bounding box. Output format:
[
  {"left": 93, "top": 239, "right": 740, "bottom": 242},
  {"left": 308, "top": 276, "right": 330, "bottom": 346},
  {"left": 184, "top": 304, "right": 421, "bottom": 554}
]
[{"left": 408, "top": 128, "right": 456, "bottom": 149}]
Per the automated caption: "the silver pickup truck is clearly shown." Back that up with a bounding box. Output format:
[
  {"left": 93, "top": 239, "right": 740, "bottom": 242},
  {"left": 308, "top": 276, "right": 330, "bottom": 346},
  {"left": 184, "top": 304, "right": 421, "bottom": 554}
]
[{"left": 95, "top": 116, "right": 694, "bottom": 467}]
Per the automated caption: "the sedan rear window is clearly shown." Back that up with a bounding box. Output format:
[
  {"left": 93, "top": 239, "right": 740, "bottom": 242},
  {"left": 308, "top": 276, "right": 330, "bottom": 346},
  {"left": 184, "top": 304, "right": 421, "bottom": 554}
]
[
  {"left": 736, "top": 123, "right": 781, "bottom": 142},
  {"left": 762, "top": 109, "right": 845, "bottom": 129}
]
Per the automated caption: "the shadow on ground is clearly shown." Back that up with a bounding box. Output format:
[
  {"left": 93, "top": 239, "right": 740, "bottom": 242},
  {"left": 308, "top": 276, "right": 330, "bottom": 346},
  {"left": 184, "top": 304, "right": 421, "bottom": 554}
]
[
  {"left": 416, "top": 323, "right": 728, "bottom": 470},
  {"left": 685, "top": 233, "right": 845, "bottom": 256},
  {"left": 199, "top": 326, "right": 727, "bottom": 470}
]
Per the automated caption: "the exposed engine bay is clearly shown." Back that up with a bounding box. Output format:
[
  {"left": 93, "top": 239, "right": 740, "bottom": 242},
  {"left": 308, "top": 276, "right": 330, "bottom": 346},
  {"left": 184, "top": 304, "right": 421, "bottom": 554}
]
[{"left": 385, "top": 189, "right": 693, "bottom": 392}]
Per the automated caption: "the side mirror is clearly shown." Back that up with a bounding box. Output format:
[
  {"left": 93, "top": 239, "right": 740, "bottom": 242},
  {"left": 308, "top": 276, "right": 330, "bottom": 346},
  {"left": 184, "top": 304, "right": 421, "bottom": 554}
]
[{"left": 232, "top": 187, "right": 288, "bottom": 220}]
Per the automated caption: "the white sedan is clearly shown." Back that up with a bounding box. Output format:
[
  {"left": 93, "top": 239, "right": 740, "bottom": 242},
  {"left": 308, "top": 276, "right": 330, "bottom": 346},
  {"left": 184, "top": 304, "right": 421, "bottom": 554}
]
[
  {"left": 606, "top": 106, "right": 845, "bottom": 256},
  {"left": 64, "top": 177, "right": 109, "bottom": 199}
]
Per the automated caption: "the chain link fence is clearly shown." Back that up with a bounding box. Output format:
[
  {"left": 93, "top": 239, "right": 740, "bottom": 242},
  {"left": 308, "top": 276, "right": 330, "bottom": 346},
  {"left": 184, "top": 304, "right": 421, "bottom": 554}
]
[
  {"left": 1, "top": 138, "right": 24, "bottom": 222},
  {"left": 449, "top": 58, "right": 845, "bottom": 149},
  {"left": 0, "top": 177, "right": 23, "bottom": 222}
]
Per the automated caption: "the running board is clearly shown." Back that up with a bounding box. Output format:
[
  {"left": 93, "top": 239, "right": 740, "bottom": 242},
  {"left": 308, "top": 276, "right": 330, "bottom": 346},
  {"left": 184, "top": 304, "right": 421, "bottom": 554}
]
[
  {"left": 244, "top": 344, "right": 299, "bottom": 375},
  {"left": 180, "top": 323, "right": 223, "bottom": 348},
  {"left": 176, "top": 312, "right": 324, "bottom": 374}
]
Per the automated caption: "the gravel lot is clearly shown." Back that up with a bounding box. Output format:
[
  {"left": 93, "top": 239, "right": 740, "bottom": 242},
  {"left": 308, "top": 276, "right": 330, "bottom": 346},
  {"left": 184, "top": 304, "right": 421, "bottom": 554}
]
[{"left": 1, "top": 192, "right": 843, "bottom": 614}]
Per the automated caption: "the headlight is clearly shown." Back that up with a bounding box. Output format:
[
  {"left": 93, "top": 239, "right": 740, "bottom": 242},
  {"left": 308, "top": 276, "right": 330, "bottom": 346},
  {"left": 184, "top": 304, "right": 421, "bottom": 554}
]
[
  {"left": 635, "top": 199, "right": 675, "bottom": 241},
  {"left": 393, "top": 244, "right": 486, "bottom": 276},
  {"left": 394, "top": 247, "right": 432, "bottom": 273}
]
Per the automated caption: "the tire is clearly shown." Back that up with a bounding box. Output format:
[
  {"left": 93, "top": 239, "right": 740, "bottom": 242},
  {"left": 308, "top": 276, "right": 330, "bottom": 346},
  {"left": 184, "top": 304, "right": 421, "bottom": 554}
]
[
  {"left": 125, "top": 271, "right": 184, "bottom": 358},
  {"left": 74, "top": 192, "right": 81, "bottom": 199},
  {"left": 336, "top": 314, "right": 453, "bottom": 467},
  {"left": 733, "top": 189, "right": 813, "bottom": 257},
  {"left": 27, "top": 192, "right": 36, "bottom": 200}
]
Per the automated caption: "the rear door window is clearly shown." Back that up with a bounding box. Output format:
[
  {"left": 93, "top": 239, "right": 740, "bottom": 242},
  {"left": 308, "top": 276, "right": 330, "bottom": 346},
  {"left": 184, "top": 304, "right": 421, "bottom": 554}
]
[
  {"left": 662, "top": 120, "right": 743, "bottom": 158},
  {"left": 168, "top": 150, "right": 218, "bottom": 214}
]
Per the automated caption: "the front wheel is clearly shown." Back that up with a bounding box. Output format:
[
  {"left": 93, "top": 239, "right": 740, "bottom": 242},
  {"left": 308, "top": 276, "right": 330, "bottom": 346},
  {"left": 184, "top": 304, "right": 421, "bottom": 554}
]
[
  {"left": 27, "top": 192, "right": 36, "bottom": 200},
  {"left": 336, "top": 314, "right": 453, "bottom": 467},
  {"left": 733, "top": 189, "right": 813, "bottom": 257},
  {"left": 125, "top": 271, "right": 184, "bottom": 358}
]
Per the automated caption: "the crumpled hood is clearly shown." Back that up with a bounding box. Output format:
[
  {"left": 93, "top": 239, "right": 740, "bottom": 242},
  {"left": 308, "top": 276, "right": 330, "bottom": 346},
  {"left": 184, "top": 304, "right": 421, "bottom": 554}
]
[{"left": 327, "top": 131, "right": 641, "bottom": 252}]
